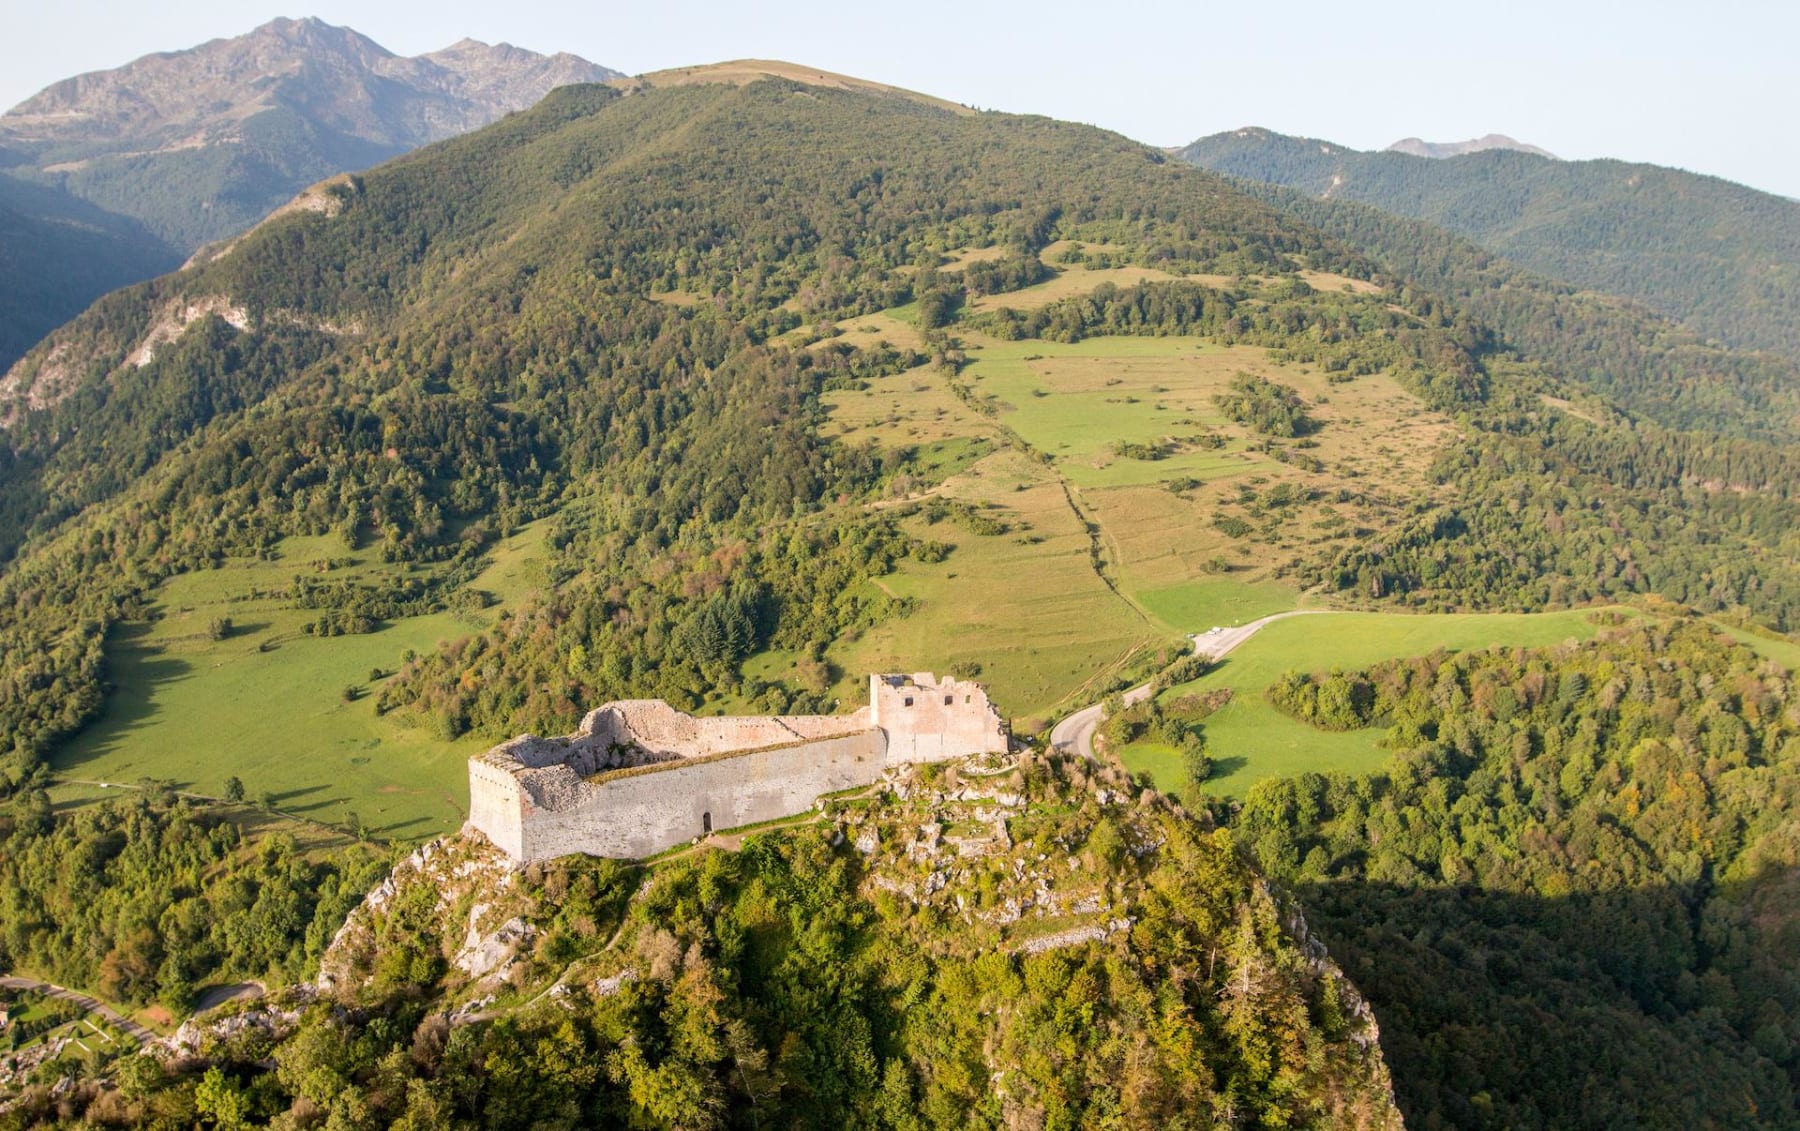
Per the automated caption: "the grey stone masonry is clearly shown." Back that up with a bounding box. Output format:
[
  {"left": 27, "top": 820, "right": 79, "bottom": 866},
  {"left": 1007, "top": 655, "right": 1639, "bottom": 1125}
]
[{"left": 467, "top": 672, "right": 1008, "bottom": 862}]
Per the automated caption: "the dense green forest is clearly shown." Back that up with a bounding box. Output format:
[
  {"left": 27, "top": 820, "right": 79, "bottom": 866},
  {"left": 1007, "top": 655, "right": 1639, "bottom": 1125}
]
[
  {"left": 0, "top": 797, "right": 387, "bottom": 1012},
  {"left": 1238, "top": 619, "right": 1800, "bottom": 1127},
  {"left": 1231, "top": 182, "right": 1800, "bottom": 442},
  {"left": 1, "top": 756, "right": 1402, "bottom": 1128},
  {"left": 1178, "top": 128, "right": 1800, "bottom": 362}
]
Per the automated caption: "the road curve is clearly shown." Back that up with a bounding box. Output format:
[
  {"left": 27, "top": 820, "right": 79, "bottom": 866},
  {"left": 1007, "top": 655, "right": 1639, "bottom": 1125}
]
[
  {"left": 1049, "top": 610, "right": 1331, "bottom": 760},
  {"left": 0, "top": 975, "right": 156, "bottom": 1046}
]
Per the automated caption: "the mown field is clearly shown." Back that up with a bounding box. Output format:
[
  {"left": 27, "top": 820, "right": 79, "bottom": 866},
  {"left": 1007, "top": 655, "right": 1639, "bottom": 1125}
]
[
  {"left": 49, "top": 523, "right": 553, "bottom": 839},
  {"left": 1118, "top": 607, "right": 1636, "bottom": 796}
]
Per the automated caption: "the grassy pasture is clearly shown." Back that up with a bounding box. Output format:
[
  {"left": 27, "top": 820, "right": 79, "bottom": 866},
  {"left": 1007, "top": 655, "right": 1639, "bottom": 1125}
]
[
  {"left": 966, "top": 266, "right": 1199, "bottom": 313},
  {"left": 1118, "top": 607, "right": 1632, "bottom": 797},
  {"left": 814, "top": 310, "right": 926, "bottom": 353},
  {"left": 961, "top": 336, "right": 1450, "bottom": 492},
  {"left": 822, "top": 360, "right": 990, "bottom": 448},
  {"left": 1136, "top": 576, "right": 1303, "bottom": 631},
  {"left": 1716, "top": 623, "right": 1800, "bottom": 671},
  {"left": 51, "top": 523, "right": 553, "bottom": 840},
  {"left": 959, "top": 334, "right": 1451, "bottom": 612},
  {"left": 939, "top": 245, "right": 1010, "bottom": 268},
  {"left": 1296, "top": 269, "right": 1382, "bottom": 295},
  {"left": 825, "top": 446, "right": 1164, "bottom": 722},
  {"left": 822, "top": 319, "right": 1461, "bottom": 717}
]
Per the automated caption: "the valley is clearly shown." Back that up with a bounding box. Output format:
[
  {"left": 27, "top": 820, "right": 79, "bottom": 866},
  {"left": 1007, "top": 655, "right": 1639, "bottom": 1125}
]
[{"left": 0, "top": 51, "right": 1797, "bottom": 1129}]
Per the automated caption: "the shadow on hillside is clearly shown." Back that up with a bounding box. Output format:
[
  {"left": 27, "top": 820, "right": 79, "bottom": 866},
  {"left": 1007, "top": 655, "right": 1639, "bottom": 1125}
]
[
  {"left": 49, "top": 653, "right": 190, "bottom": 775},
  {"left": 1293, "top": 866, "right": 1800, "bottom": 1129},
  {"left": 1208, "top": 755, "right": 1248, "bottom": 779},
  {"left": 272, "top": 787, "right": 349, "bottom": 817},
  {"left": 266, "top": 785, "right": 330, "bottom": 807}
]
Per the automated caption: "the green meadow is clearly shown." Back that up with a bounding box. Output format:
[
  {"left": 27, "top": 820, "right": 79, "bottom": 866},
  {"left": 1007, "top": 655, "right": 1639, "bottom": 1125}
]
[
  {"left": 50, "top": 523, "right": 553, "bottom": 840},
  {"left": 44, "top": 275, "right": 1678, "bottom": 842},
  {"left": 1119, "top": 607, "right": 1634, "bottom": 796},
  {"left": 819, "top": 316, "right": 1460, "bottom": 722},
  {"left": 1716, "top": 623, "right": 1800, "bottom": 672}
]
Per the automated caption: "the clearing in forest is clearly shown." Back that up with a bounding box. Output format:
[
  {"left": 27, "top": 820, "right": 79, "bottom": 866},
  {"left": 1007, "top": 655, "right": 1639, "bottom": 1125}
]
[
  {"left": 1118, "top": 607, "right": 1635, "bottom": 796},
  {"left": 819, "top": 316, "right": 1457, "bottom": 723},
  {"left": 50, "top": 522, "right": 555, "bottom": 839}
]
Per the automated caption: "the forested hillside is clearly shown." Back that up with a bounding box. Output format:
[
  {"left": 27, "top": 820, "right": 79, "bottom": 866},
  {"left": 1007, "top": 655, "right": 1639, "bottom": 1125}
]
[
  {"left": 0, "top": 176, "right": 181, "bottom": 373},
  {"left": 1239, "top": 618, "right": 1800, "bottom": 1127},
  {"left": 0, "top": 76, "right": 1345, "bottom": 795},
  {"left": 8, "top": 72, "right": 1800, "bottom": 796},
  {"left": 3, "top": 67, "right": 1800, "bottom": 1124},
  {"left": 1179, "top": 128, "right": 1800, "bottom": 361},
  {"left": 2, "top": 755, "right": 1404, "bottom": 1128}
]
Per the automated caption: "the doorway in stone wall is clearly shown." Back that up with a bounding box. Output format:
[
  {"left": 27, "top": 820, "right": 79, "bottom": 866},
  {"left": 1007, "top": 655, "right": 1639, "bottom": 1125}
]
[{"left": 702, "top": 811, "right": 712, "bottom": 834}]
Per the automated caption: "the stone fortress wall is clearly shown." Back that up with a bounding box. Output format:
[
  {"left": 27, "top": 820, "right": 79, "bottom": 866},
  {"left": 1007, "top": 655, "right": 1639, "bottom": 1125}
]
[{"left": 468, "top": 673, "right": 1008, "bottom": 862}]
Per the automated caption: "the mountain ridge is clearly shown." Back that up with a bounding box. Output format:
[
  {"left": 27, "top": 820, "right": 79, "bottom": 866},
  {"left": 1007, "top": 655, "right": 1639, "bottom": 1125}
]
[
  {"left": 0, "top": 16, "right": 621, "bottom": 251},
  {"left": 1386, "top": 132, "right": 1557, "bottom": 159},
  {"left": 1177, "top": 125, "right": 1800, "bottom": 359},
  {"left": 0, "top": 17, "right": 619, "bottom": 374},
  {"left": 3, "top": 17, "right": 618, "bottom": 155}
]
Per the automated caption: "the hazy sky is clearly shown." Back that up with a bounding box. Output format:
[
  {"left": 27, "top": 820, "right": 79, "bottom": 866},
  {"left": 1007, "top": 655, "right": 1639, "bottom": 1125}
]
[{"left": 6, "top": 0, "right": 1796, "bottom": 197}]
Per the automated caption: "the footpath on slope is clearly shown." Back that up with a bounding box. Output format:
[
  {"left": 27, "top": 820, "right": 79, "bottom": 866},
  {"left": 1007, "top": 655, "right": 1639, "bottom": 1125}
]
[{"left": 1049, "top": 610, "right": 1333, "bottom": 761}]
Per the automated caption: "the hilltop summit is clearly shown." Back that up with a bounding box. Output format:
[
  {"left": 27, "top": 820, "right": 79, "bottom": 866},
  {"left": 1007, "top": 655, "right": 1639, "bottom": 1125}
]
[{"left": 1386, "top": 133, "right": 1558, "bottom": 159}]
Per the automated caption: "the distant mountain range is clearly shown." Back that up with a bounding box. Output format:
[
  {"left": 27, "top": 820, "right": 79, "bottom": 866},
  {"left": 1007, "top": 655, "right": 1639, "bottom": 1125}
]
[
  {"left": 1385, "top": 133, "right": 1557, "bottom": 160},
  {"left": 0, "top": 16, "right": 617, "bottom": 371},
  {"left": 1179, "top": 127, "right": 1800, "bottom": 361}
]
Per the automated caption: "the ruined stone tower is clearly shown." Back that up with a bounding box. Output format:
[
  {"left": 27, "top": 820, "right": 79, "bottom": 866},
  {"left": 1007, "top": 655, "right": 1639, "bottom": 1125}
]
[{"left": 466, "top": 672, "right": 1008, "bottom": 862}]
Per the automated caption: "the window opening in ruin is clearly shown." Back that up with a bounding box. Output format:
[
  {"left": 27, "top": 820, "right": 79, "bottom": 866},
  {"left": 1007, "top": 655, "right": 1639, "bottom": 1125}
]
[
  {"left": 904, "top": 697, "right": 914, "bottom": 707},
  {"left": 944, "top": 695, "right": 953, "bottom": 705},
  {"left": 702, "top": 811, "right": 713, "bottom": 834}
]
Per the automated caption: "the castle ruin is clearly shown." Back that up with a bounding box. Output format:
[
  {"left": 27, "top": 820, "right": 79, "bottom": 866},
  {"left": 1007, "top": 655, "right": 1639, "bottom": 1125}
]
[{"left": 467, "top": 673, "right": 1008, "bottom": 862}]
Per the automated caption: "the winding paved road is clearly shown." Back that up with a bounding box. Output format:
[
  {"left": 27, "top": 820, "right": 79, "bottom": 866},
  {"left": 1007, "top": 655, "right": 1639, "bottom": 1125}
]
[
  {"left": 1049, "top": 611, "right": 1331, "bottom": 760},
  {"left": 0, "top": 975, "right": 156, "bottom": 1046}
]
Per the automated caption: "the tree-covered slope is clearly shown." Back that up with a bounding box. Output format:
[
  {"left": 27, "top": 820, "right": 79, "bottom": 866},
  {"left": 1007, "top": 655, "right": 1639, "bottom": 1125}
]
[
  {"left": 8, "top": 71, "right": 1800, "bottom": 801},
  {"left": 1178, "top": 127, "right": 1800, "bottom": 362},
  {"left": 0, "top": 75, "right": 1348, "bottom": 791},
  {"left": 1239, "top": 618, "right": 1800, "bottom": 1128},
  {"left": 3, "top": 754, "right": 1403, "bottom": 1128},
  {"left": 0, "top": 175, "right": 180, "bottom": 373}
]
